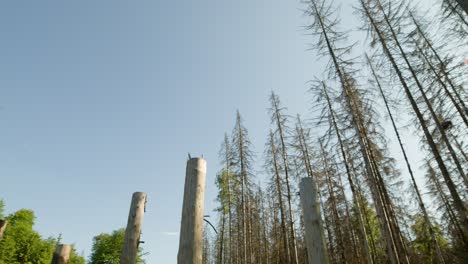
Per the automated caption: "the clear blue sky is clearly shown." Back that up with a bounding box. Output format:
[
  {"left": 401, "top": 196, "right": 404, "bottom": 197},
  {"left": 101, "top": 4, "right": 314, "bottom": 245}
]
[{"left": 0, "top": 0, "right": 430, "bottom": 263}]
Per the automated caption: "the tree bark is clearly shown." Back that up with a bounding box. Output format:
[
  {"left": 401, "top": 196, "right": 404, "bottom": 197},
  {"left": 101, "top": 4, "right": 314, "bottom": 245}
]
[
  {"left": 121, "top": 192, "right": 146, "bottom": 264},
  {"left": 0, "top": 220, "right": 7, "bottom": 241},
  {"left": 454, "top": 0, "right": 468, "bottom": 15},
  {"left": 271, "top": 94, "right": 300, "bottom": 264},
  {"left": 52, "top": 244, "right": 71, "bottom": 264},
  {"left": 368, "top": 56, "right": 446, "bottom": 263},
  {"left": 178, "top": 158, "right": 207, "bottom": 264},
  {"left": 270, "top": 131, "right": 292, "bottom": 264},
  {"left": 360, "top": 0, "right": 467, "bottom": 234},
  {"left": 322, "top": 85, "right": 374, "bottom": 264},
  {"left": 300, "top": 177, "right": 329, "bottom": 264}
]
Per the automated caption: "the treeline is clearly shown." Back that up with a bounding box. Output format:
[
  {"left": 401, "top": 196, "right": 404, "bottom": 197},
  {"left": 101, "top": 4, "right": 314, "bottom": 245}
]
[
  {"left": 0, "top": 200, "right": 146, "bottom": 264},
  {"left": 207, "top": 0, "right": 467, "bottom": 264}
]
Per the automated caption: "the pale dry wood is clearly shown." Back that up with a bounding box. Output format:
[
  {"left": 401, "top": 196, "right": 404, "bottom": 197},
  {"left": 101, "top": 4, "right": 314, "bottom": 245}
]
[
  {"left": 0, "top": 220, "right": 7, "bottom": 241},
  {"left": 51, "top": 244, "right": 71, "bottom": 264},
  {"left": 299, "top": 177, "right": 329, "bottom": 264},
  {"left": 121, "top": 192, "right": 147, "bottom": 264},
  {"left": 178, "top": 157, "right": 207, "bottom": 264}
]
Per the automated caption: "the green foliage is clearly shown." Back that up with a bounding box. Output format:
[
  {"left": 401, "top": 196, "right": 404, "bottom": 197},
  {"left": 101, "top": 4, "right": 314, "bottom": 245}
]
[
  {"left": 410, "top": 214, "right": 448, "bottom": 262},
  {"left": 0, "top": 204, "right": 85, "bottom": 264},
  {"left": 0, "top": 200, "right": 4, "bottom": 219},
  {"left": 0, "top": 209, "right": 56, "bottom": 264},
  {"left": 69, "top": 246, "right": 86, "bottom": 264},
  {"left": 351, "top": 195, "right": 386, "bottom": 262},
  {"left": 215, "top": 169, "right": 236, "bottom": 214},
  {"left": 89, "top": 228, "right": 146, "bottom": 264}
]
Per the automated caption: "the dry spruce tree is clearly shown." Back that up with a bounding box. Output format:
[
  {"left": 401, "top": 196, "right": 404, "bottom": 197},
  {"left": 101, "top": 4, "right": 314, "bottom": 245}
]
[
  {"left": 305, "top": 0, "right": 410, "bottom": 262},
  {"left": 357, "top": 0, "right": 468, "bottom": 234}
]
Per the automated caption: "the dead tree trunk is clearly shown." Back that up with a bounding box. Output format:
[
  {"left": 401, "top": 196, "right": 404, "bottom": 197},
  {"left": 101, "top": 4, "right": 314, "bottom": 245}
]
[
  {"left": 270, "top": 131, "right": 292, "bottom": 263},
  {"left": 359, "top": 0, "right": 467, "bottom": 234},
  {"left": 453, "top": 0, "right": 468, "bottom": 15},
  {"left": 270, "top": 93, "right": 299, "bottom": 264},
  {"left": 367, "top": 56, "right": 446, "bottom": 264},
  {"left": 0, "top": 220, "right": 7, "bottom": 241},
  {"left": 51, "top": 244, "right": 71, "bottom": 264},
  {"left": 322, "top": 83, "right": 374, "bottom": 264},
  {"left": 178, "top": 157, "right": 207, "bottom": 264},
  {"left": 121, "top": 192, "right": 147, "bottom": 264},
  {"left": 300, "top": 177, "right": 329, "bottom": 264}
]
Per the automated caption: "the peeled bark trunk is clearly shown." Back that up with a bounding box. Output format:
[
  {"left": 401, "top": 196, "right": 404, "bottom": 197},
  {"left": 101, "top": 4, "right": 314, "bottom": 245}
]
[
  {"left": 121, "top": 192, "right": 146, "bottom": 264},
  {"left": 178, "top": 158, "right": 207, "bottom": 264},
  {"left": 300, "top": 177, "right": 330, "bottom": 264}
]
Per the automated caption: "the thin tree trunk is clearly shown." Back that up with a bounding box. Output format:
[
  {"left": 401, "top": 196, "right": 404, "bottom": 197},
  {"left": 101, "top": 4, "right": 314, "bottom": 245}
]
[
  {"left": 368, "top": 56, "right": 446, "bottom": 263},
  {"left": 374, "top": 0, "right": 467, "bottom": 193},
  {"left": 409, "top": 11, "right": 468, "bottom": 115},
  {"left": 453, "top": 0, "right": 468, "bottom": 16},
  {"left": 318, "top": 190, "right": 337, "bottom": 264},
  {"left": 218, "top": 213, "right": 226, "bottom": 264},
  {"left": 322, "top": 84, "right": 374, "bottom": 264},
  {"left": 319, "top": 143, "right": 347, "bottom": 263},
  {"left": 236, "top": 117, "right": 248, "bottom": 264},
  {"left": 310, "top": 2, "right": 406, "bottom": 261},
  {"left": 271, "top": 95, "right": 300, "bottom": 264},
  {"left": 411, "top": 36, "right": 468, "bottom": 130},
  {"left": 223, "top": 134, "right": 234, "bottom": 264},
  {"left": 270, "top": 131, "right": 292, "bottom": 264},
  {"left": 359, "top": 0, "right": 467, "bottom": 231},
  {"left": 427, "top": 163, "right": 468, "bottom": 247},
  {"left": 335, "top": 161, "right": 361, "bottom": 262}
]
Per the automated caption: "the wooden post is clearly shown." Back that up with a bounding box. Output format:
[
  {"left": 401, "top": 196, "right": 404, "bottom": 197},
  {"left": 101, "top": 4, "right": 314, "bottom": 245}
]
[
  {"left": 177, "top": 157, "right": 207, "bottom": 264},
  {"left": 120, "top": 192, "right": 147, "bottom": 264},
  {"left": 299, "top": 177, "right": 329, "bottom": 264},
  {"left": 51, "top": 244, "right": 71, "bottom": 264},
  {"left": 0, "top": 220, "right": 7, "bottom": 241}
]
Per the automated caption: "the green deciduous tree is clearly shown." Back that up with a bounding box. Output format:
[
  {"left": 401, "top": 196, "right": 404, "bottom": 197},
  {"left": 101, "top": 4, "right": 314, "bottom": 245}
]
[
  {"left": 0, "top": 209, "right": 54, "bottom": 264},
  {"left": 89, "top": 228, "right": 146, "bottom": 264}
]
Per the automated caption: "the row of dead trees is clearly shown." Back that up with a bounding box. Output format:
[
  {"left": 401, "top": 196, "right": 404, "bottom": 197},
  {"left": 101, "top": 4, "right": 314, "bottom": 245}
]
[{"left": 207, "top": 0, "right": 467, "bottom": 263}]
